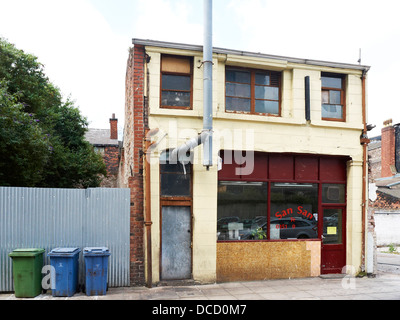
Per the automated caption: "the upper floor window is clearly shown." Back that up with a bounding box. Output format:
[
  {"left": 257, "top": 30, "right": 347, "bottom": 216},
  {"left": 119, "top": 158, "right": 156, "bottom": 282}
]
[
  {"left": 225, "top": 67, "right": 281, "bottom": 116},
  {"left": 321, "top": 73, "right": 345, "bottom": 121},
  {"left": 160, "top": 55, "right": 193, "bottom": 109}
]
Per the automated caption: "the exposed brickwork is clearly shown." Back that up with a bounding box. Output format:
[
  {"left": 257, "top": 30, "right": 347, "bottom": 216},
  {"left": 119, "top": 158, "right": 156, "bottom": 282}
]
[
  {"left": 381, "top": 125, "right": 395, "bottom": 178},
  {"left": 368, "top": 141, "right": 381, "bottom": 180},
  {"left": 123, "top": 44, "right": 146, "bottom": 286},
  {"left": 104, "top": 146, "right": 119, "bottom": 176},
  {"left": 110, "top": 115, "right": 118, "bottom": 140}
]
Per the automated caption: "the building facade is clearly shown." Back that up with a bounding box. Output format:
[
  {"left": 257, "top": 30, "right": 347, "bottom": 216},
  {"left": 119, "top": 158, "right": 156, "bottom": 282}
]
[
  {"left": 369, "top": 119, "right": 400, "bottom": 247},
  {"left": 121, "top": 39, "right": 371, "bottom": 286}
]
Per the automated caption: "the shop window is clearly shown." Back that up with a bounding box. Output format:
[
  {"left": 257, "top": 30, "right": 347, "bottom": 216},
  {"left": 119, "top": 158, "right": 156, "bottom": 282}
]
[
  {"left": 322, "top": 184, "right": 346, "bottom": 204},
  {"left": 160, "top": 151, "right": 192, "bottom": 197},
  {"left": 216, "top": 152, "right": 347, "bottom": 242},
  {"left": 270, "top": 183, "right": 318, "bottom": 240},
  {"left": 161, "top": 55, "right": 193, "bottom": 109},
  {"left": 217, "top": 181, "right": 268, "bottom": 241},
  {"left": 225, "top": 67, "right": 281, "bottom": 116},
  {"left": 321, "top": 73, "right": 345, "bottom": 121}
]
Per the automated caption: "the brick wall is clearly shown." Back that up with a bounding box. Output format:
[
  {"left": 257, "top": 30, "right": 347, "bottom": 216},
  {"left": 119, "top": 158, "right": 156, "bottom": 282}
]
[
  {"left": 104, "top": 146, "right": 119, "bottom": 175},
  {"left": 123, "top": 44, "right": 146, "bottom": 286},
  {"left": 110, "top": 116, "right": 118, "bottom": 140},
  {"left": 381, "top": 123, "right": 395, "bottom": 178}
]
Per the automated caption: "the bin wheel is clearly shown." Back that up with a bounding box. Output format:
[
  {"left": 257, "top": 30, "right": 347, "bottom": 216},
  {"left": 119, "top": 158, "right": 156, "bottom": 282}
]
[
  {"left": 42, "top": 289, "right": 47, "bottom": 294},
  {"left": 81, "top": 284, "right": 85, "bottom": 294},
  {"left": 106, "top": 283, "right": 109, "bottom": 292}
]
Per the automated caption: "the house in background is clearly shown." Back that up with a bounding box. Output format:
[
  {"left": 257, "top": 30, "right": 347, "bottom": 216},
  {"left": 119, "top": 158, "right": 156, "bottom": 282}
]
[
  {"left": 85, "top": 113, "right": 121, "bottom": 188},
  {"left": 119, "top": 38, "right": 372, "bottom": 287},
  {"left": 369, "top": 119, "right": 400, "bottom": 247}
]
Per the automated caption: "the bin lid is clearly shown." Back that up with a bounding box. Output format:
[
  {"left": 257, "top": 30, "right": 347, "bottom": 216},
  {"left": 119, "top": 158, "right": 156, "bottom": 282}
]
[
  {"left": 83, "top": 247, "right": 110, "bottom": 256},
  {"left": 48, "top": 247, "right": 81, "bottom": 257},
  {"left": 9, "top": 248, "right": 45, "bottom": 257}
]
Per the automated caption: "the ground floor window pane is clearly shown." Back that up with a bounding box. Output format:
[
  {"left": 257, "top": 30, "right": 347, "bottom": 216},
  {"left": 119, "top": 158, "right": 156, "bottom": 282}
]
[
  {"left": 217, "top": 181, "right": 268, "bottom": 241},
  {"left": 270, "top": 183, "right": 318, "bottom": 240},
  {"left": 323, "top": 208, "right": 343, "bottom": 244}
]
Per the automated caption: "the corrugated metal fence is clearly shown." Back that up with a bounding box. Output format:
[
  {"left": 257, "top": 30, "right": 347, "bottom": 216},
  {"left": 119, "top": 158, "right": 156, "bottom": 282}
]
[{"left": 0, "top": 187, "right": 131, "bottom": 292}]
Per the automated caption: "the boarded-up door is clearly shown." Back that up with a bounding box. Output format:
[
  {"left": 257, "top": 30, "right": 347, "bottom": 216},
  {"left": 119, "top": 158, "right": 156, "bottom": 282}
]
[{"left": 161, "top": 206, "right": 192, "bottom": 280}]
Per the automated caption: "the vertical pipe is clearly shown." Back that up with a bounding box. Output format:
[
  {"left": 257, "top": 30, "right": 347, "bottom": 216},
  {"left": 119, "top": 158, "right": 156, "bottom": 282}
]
[
  {"left": 305, "top": 76, "right": 311, "bottom": 121},
  {"left": 361, "top": 71, "right": 368, "bottom": 272},
  {"left": 203, "top": 0, "right": 213, "bottom": 168},
  {"left": 144, "top": 129, "right": 153, "bottom": 288}
]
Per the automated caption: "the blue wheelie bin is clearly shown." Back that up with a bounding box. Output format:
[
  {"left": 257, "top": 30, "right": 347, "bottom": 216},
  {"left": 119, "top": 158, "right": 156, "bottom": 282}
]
[
  {"left": 83, "top": 247, "right": 111, "bottom": 296},
  {"left": 48, "top": 247, "right": 81, "bottom": 297}
]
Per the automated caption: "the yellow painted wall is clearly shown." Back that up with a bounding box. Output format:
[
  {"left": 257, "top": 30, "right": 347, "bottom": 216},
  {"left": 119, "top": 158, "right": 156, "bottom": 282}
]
[{"left": 144, "top": 46, "right": 367, "bottom": 284}]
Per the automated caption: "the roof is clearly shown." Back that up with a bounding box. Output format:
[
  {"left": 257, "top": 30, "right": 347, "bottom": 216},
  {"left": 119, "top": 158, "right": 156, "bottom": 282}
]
[
  {"left": 375, "top": 176, "right": 400, "bottom": 188},
  {"left": 377, "top": 188, "right": 400, "bottom": 199},
  {"left": 133, "top": 38, "right": 371, "bottom": 73},
  {"left": 85, "top": 128, "right": 118, "bottom": 146},
  {"left": 368, "top": 140, "right": 381, "bottom": 151}
]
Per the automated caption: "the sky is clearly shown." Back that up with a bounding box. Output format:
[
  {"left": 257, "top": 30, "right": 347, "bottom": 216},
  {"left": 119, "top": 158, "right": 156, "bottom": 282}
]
[{"left": 1, "top": 0, "right": 399, "bottom": 139}]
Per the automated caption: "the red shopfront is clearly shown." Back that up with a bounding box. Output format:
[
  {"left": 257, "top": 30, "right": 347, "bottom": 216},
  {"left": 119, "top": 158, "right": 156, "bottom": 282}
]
[{"left": 217, "top": 151, "right": 348, "bottom": 279}]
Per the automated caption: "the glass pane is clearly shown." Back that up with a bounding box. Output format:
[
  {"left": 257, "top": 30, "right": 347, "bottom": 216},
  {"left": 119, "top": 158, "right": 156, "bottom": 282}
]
[
  {"left": 322, "top": 184, "right": 345, "bottom": 203},
  {"left": 322, "top": 104, "right": 343, "bottom": 119},
  {"left": 321, "top": 76, "right": 342, "bottom": 89},
  {"left": 255, "top": 73, "right": 270, "bottom": 85},
  {"left": 161, "top": 91, "right": 191, "bottom": 107},
  {"left": 226, "top": 82, "right": 251, "bottom": 98},
  {"left": 255, "top": 100, "right": 279, "bottom": 114},
  {"left": 226, "top": 97, "right": 251, "bottom": 112},
  {"left": 217, "top": 181, "right": 268, "bottom": 241},
  {"left": 160, "top": 161, "right": 191, "bottom": 174},
  {"left": 323, "top": 209, "right": 343, "bottom": 244},
  {"left": 162, "top": 74, "right": 191, "bottom": 91},
  {"left": 321, "top": 91, "right": 329, "bottom": 104},
  {"left": 270, "top": 183, "right": 318, "bottom": 240},
  {"left": 226, "top": 69, "right": 251, "bottom": 83},
  {"left": 330, "top": 91, "right": 341, "bottom": 104},
  {"left": 255, "top": 86, "right": 279, "bottom": 100},
  {"left": 161, "top": 172, "right": 191, "bottom": 196}
]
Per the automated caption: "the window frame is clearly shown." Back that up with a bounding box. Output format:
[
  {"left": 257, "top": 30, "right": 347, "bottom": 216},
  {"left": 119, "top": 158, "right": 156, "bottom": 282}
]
[
  {"left": 225, "top": 66, "right": 282, "bottom": 117},
  {"left": 160, "top": 54, "right": 193, "bottom": 110},
  {"left": 159, "top": 150, "right": 193, "bottom": 200},
  {"left": 321, "top": 72, "right": 346, "bottom": 122}
]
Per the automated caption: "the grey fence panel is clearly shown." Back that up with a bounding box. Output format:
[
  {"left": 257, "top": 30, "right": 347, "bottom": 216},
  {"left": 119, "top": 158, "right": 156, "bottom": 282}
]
[{"left": 0, "top": 187, "right": 130, "bottom": 292}]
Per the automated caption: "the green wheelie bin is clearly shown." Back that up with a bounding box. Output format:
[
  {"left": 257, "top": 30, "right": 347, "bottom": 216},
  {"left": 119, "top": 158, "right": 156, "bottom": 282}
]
[{"left": 9, "top": 248, "right": 45, "bottom": 298}]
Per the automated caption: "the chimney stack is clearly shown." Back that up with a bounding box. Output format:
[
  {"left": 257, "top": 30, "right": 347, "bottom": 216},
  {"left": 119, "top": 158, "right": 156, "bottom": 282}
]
[
  {"left": 110, "top": 113, "right": 118, "bottom": 140},
  {"left": 381, "top": 119, "right": 396, "bottom": 177}
]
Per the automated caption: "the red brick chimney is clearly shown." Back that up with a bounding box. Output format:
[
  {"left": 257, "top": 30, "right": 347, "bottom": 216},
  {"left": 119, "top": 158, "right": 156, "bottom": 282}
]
[
  {"left": 381, "top": 119, "right": 396, "bottom": 178},
  {"left": 110, "top": 113, "right": 118, "bottom": 140}
]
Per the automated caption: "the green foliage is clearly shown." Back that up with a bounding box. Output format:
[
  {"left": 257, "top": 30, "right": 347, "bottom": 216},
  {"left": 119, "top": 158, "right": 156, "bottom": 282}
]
[
  {"left": 388, "top": 243, "right": 398, "bottom": 254},
  {"left": 0, "top": 38, "right": 107, "bottom": 188},
  {"left": 251, "top": 227, "right": 267, "bottom": 240},
  {"left": 0, "top": 82, "right": 51, "bottom": 186}
]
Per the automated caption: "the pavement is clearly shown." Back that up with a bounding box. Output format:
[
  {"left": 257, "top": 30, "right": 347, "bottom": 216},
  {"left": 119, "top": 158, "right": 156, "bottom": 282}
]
[{"left": 1, "top": 252, "right": 400, "bottom": 301}]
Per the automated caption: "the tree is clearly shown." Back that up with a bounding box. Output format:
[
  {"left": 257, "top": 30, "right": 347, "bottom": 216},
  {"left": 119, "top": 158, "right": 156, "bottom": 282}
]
[
  {"left": 0, "top": 82, "right": 50, "bottom": 186},
  {"left": 0, "top": 38, "right": 107, "bottom": 188}
]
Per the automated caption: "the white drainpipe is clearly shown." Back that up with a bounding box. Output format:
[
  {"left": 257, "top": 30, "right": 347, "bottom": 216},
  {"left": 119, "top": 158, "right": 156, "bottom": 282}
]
[{"left": 170, "top": 0, "right": 213, "bottom": 169}]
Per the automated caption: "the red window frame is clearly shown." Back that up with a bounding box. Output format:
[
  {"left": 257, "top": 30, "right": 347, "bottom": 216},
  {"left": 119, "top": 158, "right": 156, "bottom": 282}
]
[{"left": 217, "top": 151, "right": 348, "bottom": 242}]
